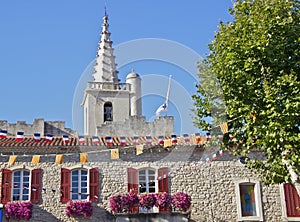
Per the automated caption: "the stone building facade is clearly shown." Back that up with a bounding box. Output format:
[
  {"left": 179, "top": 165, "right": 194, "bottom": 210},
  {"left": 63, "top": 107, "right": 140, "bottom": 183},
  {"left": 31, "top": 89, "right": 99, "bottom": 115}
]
[{"left": 0, "top": 142, "right": 297, "bottom": 222}]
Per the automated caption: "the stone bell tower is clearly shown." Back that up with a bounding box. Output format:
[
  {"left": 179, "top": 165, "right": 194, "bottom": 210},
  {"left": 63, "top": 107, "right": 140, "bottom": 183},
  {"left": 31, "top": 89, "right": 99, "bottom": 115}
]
[{"left": 82, "top": 11, "right": 142, "bottom": 136}]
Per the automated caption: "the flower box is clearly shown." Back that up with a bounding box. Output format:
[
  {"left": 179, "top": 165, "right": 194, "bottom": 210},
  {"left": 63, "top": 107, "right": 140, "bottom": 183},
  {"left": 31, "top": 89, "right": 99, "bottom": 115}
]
[
  {"left": 65, "top": 200, "right": 93, "bottom": 218},
  {"left": 110, "top": 191, "right": 191, "bottom": 215},
  {"left": 5, "top": 201, "right": 33, "bottom": 221}
]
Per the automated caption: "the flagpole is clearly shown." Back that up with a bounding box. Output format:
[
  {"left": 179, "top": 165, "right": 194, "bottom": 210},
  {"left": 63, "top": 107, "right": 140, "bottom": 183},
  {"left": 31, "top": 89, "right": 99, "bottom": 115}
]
[{"left": 165, "top": 75, "right": 172, "bottom": 116}]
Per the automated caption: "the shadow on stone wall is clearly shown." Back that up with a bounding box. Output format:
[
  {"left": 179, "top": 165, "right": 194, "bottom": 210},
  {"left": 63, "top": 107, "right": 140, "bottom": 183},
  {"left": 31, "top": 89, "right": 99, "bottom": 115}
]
[
  {"left": 30, "top": 205, "right": 114, "bottom": 222},
  {"left": 44, "top": 122, "right": 76, "bottom": 136},
  {"left": 30, "top": 205, "right": 61, "bottom": 222},
  {"left": 87, "top": 145, "right": 240, "bottom": 164}
]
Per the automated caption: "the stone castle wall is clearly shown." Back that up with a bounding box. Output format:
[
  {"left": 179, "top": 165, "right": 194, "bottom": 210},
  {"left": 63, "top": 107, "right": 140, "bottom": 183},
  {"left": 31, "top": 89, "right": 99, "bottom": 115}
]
[
  {"left": 97, "top": 116, "right": 174, "bottom": 136},
  {"left": 0, "top": 119, "right": 77, "bottom": 137},
  {"left": 0, "top": 148, "right": 285, "bottom": 222}
]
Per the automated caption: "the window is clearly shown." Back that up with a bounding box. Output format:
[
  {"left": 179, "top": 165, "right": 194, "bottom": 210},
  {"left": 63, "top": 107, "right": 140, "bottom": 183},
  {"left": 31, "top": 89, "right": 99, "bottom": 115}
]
[
  {"left": 138, "top": 169, "right": 155, "bottom": 194},
  {"left": 104, "top": 102, "right": 113, "bottom": 122},
  {"left": 71, "top": 170, "right": 88, "bottom": 200},
  {"left": 60, "top": 168, "right": 99, "bottom": 203},
  {"left": 239, "top": 184, "right": 257, "bottom": 216},
  {"left": 235, "top": 179, "right": 263, "bottom": 221},
  {"left": 13, "top": 170, "right": 30, "bottom": 201},
  {"left": 1, "top": 168, "right": 42, "bottom": 204},
  {"left": 281, "top": 183, "right": 300, "bottom": 221},
  {"left": 127, "top": 167, "right": 169, "bottom": 213}
]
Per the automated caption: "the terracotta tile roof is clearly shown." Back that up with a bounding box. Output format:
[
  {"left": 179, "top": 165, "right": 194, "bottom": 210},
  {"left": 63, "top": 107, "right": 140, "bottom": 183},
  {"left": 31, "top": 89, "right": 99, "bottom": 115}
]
[
  {"left": 0, "top": 135, "right": 198, "bottom": 154},
  {"left": 0, "top": 137, "right": 77, "bottom": 147}
]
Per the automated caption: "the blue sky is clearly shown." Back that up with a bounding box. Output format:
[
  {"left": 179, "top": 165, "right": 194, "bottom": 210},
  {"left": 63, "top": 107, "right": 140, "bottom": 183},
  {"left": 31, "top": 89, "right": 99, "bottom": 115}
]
[{"left": 0, "top": 1, "right": 233, "bottom": 135}]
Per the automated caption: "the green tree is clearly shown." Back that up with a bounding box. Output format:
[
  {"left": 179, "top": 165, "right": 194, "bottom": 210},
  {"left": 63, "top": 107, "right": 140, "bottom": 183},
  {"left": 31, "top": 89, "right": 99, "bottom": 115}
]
[
  {"left": 192, "top": 59, "right": 226, "bottom": 132},
  {"left": 193, "top": 0, "right": 300, "bottom": 186}
]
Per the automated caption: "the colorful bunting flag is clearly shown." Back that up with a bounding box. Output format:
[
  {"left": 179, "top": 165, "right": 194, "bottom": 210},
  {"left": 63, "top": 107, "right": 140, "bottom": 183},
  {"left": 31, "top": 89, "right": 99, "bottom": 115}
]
[
  {"left": 62, "top": 135, "right": 69, "bottom": 144},
  {"left": 206, "top": 132, "right": 212, "bottom": 141},
  {"left": 80, "top": 153, "right": 88, "bottom": 163},
  {"left": 219, "top": 149, "right": 223, "bottom": 157},
  {"left": 55, "top": 154, "right": 64, "bottom": 164},
  {"left": 158, "top": 136, "right": 164, "bottom": 146},
  {"left": 92, "top": 136, "right": 100, "bottom": 145},
  {"left": 212, "top": 153, "right": 217, "bottom": 160},
  {"left": 8, "top": 155, "right": 17, "bottom": 166},
  {"left": 206, "top": 157, "right": 211, "bottom": 163},
  {"left": 31, "top": 155, "right": 40, "bottom": 164},
  {"left": 201, "top": 136, "right": 207, "bottom": 144},
  {"left": 16, "top": 132, "right": 24, "bottom": 142},
  {"left": 111, "top": 149, "right": 119, "bottom": 159},
  {"left": 106, "top": 136, "right": 113, "bottom": 146},
  {"left": 220, "top": 122, "right": 229, "bottom": 134},
  {"left": 229, "top": 134, "right": 233, "bottom": 141},
  {"left": 218, "top": 134, "right": 223, "bottom": 141},
  {"left": 146, "top": 136, "right": 152, "bottom": 145},
  {"left": 194, "top": 133, "right": 201, "bottom": 145},
  {"left": 34, "top": 133, "right": 41, "bottom": 142},
  {"left": 0, "top": 130, "right": 7, "bottom": 139},
  {"left": 171, "top": 135, "right": 177, "bottom": 145},
  {"left": 120, "top": 136, "right": 127, "bottom": 146},
  {"left": 45, "top": 134, "right": 53, "bottom": 143},
  {"left": 164, "top": 139, "right": 172, "bottom": 148},
  {"left": 79, "top": 136, "right": 85, "bottom": 145},
  {"left": 133, "top": 136, "right": 139, "bottom": 145},
  {"left": 136, "top": 145, "right": 144, "bottom": 155},
  {"left": 183, "top": 134, "right": 190, "bottom": 143}
]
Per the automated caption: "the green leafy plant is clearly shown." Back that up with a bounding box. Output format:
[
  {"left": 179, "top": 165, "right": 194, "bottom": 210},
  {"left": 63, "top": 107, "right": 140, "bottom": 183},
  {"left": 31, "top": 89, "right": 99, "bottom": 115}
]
[{"left": 193, "top": 0, "right": 300, "bottom": 187}]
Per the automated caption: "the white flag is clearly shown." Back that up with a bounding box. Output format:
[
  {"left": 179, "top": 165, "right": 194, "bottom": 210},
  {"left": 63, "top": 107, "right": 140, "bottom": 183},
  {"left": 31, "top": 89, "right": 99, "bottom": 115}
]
[
  {"left": 155, "top": 75, "right": 171, "bottom": 116},
  {"left": 156, "top": 103, "right": 168, "bottom": 116}
]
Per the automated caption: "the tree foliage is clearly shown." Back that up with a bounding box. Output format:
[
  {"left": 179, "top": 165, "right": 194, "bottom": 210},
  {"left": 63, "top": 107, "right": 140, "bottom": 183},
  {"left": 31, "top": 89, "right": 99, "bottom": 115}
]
[
  {"left": 192, "top": 60, "right": 226, "bottom": 132},
  {"left": 193, "top": 0, "right": 300, "bottom": 185}
]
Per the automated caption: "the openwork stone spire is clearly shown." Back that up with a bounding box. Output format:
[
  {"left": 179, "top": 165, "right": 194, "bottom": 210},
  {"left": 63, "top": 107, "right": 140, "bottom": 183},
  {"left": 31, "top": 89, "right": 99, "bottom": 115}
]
[{"left": 93, "top": 12, "right": 118, "bottom": 83}]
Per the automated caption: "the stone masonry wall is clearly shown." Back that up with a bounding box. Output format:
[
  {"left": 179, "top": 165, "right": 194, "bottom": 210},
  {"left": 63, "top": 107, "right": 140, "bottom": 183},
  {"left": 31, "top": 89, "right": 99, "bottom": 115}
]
[
  {"left": 0, "top": 148, "right": 285, "bottom": 222},
  {"left": 97, "top": 116, "right": 174, "bottom": 137},
  {"left": 0, "top": 119, "right": 77, "bottom": 136}
]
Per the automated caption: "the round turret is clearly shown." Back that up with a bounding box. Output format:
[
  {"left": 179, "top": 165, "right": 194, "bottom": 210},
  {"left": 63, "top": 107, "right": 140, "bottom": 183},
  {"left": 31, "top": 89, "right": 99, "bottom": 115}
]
[
  {"left": 126, "top": 69, "right": 142, "bottom": 116},
  {"left": 126, "top": 69, "right": 140, "bottom": 79}
]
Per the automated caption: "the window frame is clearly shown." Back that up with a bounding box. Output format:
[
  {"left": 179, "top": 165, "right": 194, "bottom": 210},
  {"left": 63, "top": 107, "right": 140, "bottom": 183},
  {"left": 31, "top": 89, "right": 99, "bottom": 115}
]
[
  {"left": 60, "top": 165, "right": 99, "bottom": 203},
  {"left": 127, "top": 166, "right": 169, "bottom": 213},
  {"left": 137, "top": 167, "right": 159, "bottom": 213},
  {"left": 70, "top": 169, "right": 89, "bottom": 201},
  {"left": 1, "top": 167, "right": 42, "bottom": 204},
  {"left": 280, "top": 183, "right": 300, "bottom": 221},
  {"left": 12, "top": 170, "right": 31, "bottom": 201},
  {"left": 138, "top": 168, "right": 157, "bottom": 194},
  {"left": 235, "top": 179, "right": 263, "bottom": 221}
]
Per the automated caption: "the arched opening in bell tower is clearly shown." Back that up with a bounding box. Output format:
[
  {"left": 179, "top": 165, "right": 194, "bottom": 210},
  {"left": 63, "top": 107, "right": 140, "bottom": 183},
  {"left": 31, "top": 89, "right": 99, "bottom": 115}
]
[{"left": 104, "top": 102, "right": 113, "bottom": 122}]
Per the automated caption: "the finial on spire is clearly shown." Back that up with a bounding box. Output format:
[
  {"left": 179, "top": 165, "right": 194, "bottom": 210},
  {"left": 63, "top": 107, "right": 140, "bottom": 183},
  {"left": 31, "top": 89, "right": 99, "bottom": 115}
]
[{"left": 104, "top": 0, "right": 108, "bottom": 17}]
